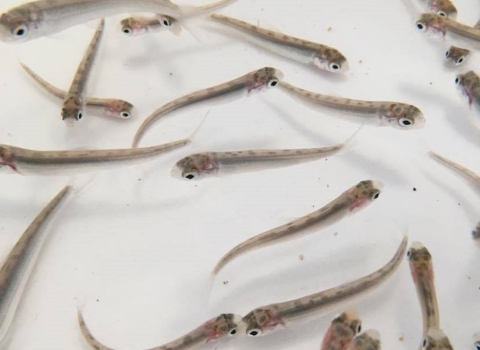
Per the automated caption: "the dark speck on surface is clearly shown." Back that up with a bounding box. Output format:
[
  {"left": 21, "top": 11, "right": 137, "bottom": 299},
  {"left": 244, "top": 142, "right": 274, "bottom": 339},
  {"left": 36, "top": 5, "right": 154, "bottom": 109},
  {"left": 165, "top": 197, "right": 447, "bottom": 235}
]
[
  {"left": 413, "top": 187, "right": 417, "bottom": 192},
  {"left": 223, "top": 281, "right": 229, "bottom": 285},
  {"left": 169, "top": 72, "right": 173, "bottom": 76},
  {"left": 429, "top": 82, "right": 432, "bottom": 85}
]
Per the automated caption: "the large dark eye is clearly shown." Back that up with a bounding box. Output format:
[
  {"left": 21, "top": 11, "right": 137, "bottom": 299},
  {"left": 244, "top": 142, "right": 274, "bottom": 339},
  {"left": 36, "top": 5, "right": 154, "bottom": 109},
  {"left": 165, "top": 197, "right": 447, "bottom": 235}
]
[
  {"left": 455, "top": 57, "right": 464, "bottom": 65},
  {"left": 228, "top": 328, "right": 237, "bottom": 336},
  {"left": 183, "top": 171, "right": 198, "bottom": 180},
  {"left": 356, "top": 323, "right": 362, "bottom": 334},
  {"left": 163, "top": 19, "right": 171, "bottom": 26},
  {"left": 76, "top": 110, "right": 84, "bottom": 121},
  {"left": 437, "top": 11, "right": 447, "bottom": 17},
  {"left": 268, "top": 79, "right": 278, "bottom": 88},
  {"left": 474, "top": 341, "right": 480, "bottom": 350},
  {"left": 416, "top": 22, "right": 426, "bottom": 31},
  {"left": 248, "top": 329, "right": 262, "bottom": 337},
  {"left": 407, "top": 249, "right": 412, "bottom": 258},
  {"left": 13, "top": 25, "right": 27, "bottom": 38},
  {"left": 445, "top": 51, "right": 450, "bottom": 57},
  {"left": 399, "top": 118, "right": 413, "bottom": 127},
  {"left": 455, "top": 77, "right": 460, "bottom": 85},
  {"left": 121, "top": 112, "right": 131, "bottom": 118},
  {"left": 372, "top": 191, "right": 380, "bottom": 200},
  {"left": 422, "top": 338, "right": 427, "bottom": 347},
  {"left": 122, "top": 27, "right": 132, "bottom": 34},
  {"left": 329, "top": 62, "right": 340, "bottom": 71}
]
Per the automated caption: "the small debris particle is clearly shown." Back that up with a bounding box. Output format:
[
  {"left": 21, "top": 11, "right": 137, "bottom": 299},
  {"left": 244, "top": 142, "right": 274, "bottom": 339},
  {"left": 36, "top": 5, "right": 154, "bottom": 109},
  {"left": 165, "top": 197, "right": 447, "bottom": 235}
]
[
  {"left": 7, "top": 133, "right": 11, "bottom": 137},
  {"left": 223, "top": 281, "right": 229, "bottom": 285},
  {"left": 299, "top": 255, "right": 304, "bottom": 261},
  {"left": 359, "top": 60, "right": 363, "bottom": 64},
  {"left": 334, "top": 232, "right": 338, "bottom": 236},
  {"left": 399, "top": 336, "right": 405, "bottom": 342},
  {"left": 429, "top": 82, "right": 432, "bottom": 85},
  {"left": 96, "top": 299, "right": 99, "bottom": 302},
  {"left": 327, "top": 27, "right": 332, "bottom": 31},
  {"left": 468, "top": 276, "right": 471, "bottom": 280},
  {"left": 138, "top": 178, "right": 142, "bottom": 181},
  {"left": 413, "top": 187, "right": 417, "bottom": 192},
  {"left": 169, "top": 72, "right": 173, "bottom": 76},
  {"left": 458, "top": 203, "right": 461, "bottom": 206},
  {"left": 327, "top": 184, "right": 330, "bottom": 188},
  {"left": 325, "top": 158, "right": 328, "bottom": 161}
]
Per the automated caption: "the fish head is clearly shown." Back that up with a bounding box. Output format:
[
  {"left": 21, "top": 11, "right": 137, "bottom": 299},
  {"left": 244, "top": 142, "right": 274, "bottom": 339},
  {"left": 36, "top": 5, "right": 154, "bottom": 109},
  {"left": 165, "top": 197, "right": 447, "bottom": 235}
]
[
  {"left": 157, "top": 15, "right": 182, "bottom": 36},
  {"left": 422, "top": 328, "right": 454, "bottom": 350},
  {"left": 415, "top": 13, "right": 447, "bottom": 36},
  {"left": 346, "top": 180, "right": 383, "bottom": 213},
  {"left": 203, "top": 313, "right": 242, "bottom": 342},
  {"left": 0, "top": 145, "right": 18, "bottom": 173},
  {"left": 120, "top": 17, "right": 148, "bottom": 36},
  {"left": 247, "top": 67, "right": 284, "bottom": 93},
  {"left": 0, "top": 5, "right": 41, "bottom": 43},
  {"left": 321, "top": 310, "right": 361, "bottom": 350},
  {"left": 104, "top": 100, "right": 134, "bottom": 119},
  {"left": 347, "top": 330, "right": 381, "bottom": 350},
  {"left": 243, "top": 307, "right": 285, "bottom": 337},
  {"left": 407, "top": 241, "right": 433, "bottom": 283},
  {"left": 171, "top": 153, "right": 218, "bottom": 180},
  {"left": 380, "top": 103, "right": 425, "bottom": 130},
  {"left": 444, "top": 46, "right": 470, "bottom": 67},
  {"left": 61, "top": 95, "right": 85, "bottom": 126},
  {"left": 430, "top": 0, "right": 457, "bottom": 18},
  {"left": 314, "top": 48, "right": 349, "bottom": 73},
  {"left": 455, "top": 71, "right": 480, "bottom": 106}
]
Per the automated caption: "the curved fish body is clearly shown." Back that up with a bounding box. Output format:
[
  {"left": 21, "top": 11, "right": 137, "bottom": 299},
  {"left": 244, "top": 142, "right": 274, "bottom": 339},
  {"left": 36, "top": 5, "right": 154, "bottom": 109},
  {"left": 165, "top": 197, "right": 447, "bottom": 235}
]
[
  {"left": 430, "top": 152, "right": 480, "bottom": 242},
  {"left": 242, "top": 235, "right": 407, "bottom": 337},
  {"left": 454, "top": 71, "right": 480, "bottom": 109},
  {"left": 62, "top": 18, "right": 104, "bottom": 125},
  {"left": 346, "top": 330, "right": 381, "bottom": 350},
  {"left": 0, "top": 186, "right": 71, "bottom": 343},
  {"left": 209, "top": 14, "right": 348, "bottom": 73},
  {"left": 444, "top": 46, "right": 470, "bottom": 67},
  {"left": 132, "top": 67, "right": 283, "bottom": 147},
  {"left": 20, "top": 62, "right": 133, "bottom": 119},
  {"left": 278, "top": 81, "right": 425, "bottom": 130},
  {"left": 213, "top": 180, "right": 383, "bottom": 276},
  {"left": 0, "top": 137, "right": 190, "bottom": 176},
  {"left": 321, "top": 311, "right": 362, "bottom": 350},
  {"left": 0, "top": 0, "right": 236, "bottom": 43},
  {"left": 407, "top": 242, "right": 455, "bottom": 350},
  {"left": 78, "top": 311, "right": 242, "bottom": 350},
  {"left": 172, "top": 130, "right": 358, "bottom": 180}
]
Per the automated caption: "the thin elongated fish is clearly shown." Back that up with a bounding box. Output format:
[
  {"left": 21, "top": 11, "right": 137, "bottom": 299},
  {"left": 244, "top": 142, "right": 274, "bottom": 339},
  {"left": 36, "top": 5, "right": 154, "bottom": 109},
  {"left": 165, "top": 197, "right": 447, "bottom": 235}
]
[
  {"left": 418, "top": 0, "right": 457, "bottom": 18},
  {"left": 346, "top": 330, "right": 381, "bottom": 350},
  {"left": 0, "top": 136, "right": 191, "bottom": 176},
  {"left": 213, "top": 180, "right": 383, "bottom": 275},
  {"left": 120, "top": 14, "right": 180, "bottom": 36},
  {"left": 20, "top": 62, "right": 133, "bottom": 119},
  {"left": 278, "top": 81, "right": 425, "bottom": 130},
  {"left": 61, "top": 18, "right": 104, "bottom": 125},
  {"left": 0, "top": 186, "right": 71, "bottom": 343},
  {"left": 321, "top": 311, "right": 362, "bottom": 350},
  {"left": 407, "top": 242, "right": 454, "bottom": 350},
  {"left": 132, "top": 67, "right": 283, "bottom": 148},
  {"left": 172, "top": 129, "right": 359, "bottom": 180},
  {"left": 209, "top": 14, "right": 348, "bottom": 73},
  {"left": 415, "top": 13, "right": 480, "bottom": 48},
  {"left": 454, "top": 70, "right": 480, "bottom": 108},
  {"left": 77, "top": 311, "right": 242, "bottom": 350},
  {"left": 242, "top": 235, "right": 407, "bottom": 337},
  {"left": 0, "top": 0, "right": 237, "bottom": 43},
  {"left": 444, "top": 46, "right": 470, "bottom": 66},
  {"left": 429, "top": 152, "right": 480, "bottom": 242}
]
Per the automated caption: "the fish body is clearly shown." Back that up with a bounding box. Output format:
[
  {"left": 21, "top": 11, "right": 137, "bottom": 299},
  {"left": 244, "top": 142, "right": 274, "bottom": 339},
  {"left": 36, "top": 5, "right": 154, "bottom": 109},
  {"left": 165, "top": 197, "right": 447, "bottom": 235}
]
[
  {"left": 0, "top": 186, "right": 71, "bottom": 343},
  {"left": 62, "top": 18, "right": 104, "bottom": 125},
  {"left": 0, "top": 0, "right": 235, "bottom": 43},
  {"left": 132, "top": 67, "right": 283, "bottom": 147},
  {"left": 213, "top": 180, "right": 382, "bottom": 275},
  {"left": 278, "top": 81, "right": 425, "bottom": 130},
  {"left": 209, "top": 14, "right": 348, "bottom": 73},
  {"left": 242, "top": 236, "right": 407, "bottom": 337},
  {"left": 78, "top": 311, "right": 242, "bottom": 350},
  {"left": 20, "top": 62, "right": 133, "bottom": 119},
  {"left": 0, "top": 138, "right": 189, "bottom": 176},
  {"left": 321, "top": 311, "right": 362, "bottom": 350}
]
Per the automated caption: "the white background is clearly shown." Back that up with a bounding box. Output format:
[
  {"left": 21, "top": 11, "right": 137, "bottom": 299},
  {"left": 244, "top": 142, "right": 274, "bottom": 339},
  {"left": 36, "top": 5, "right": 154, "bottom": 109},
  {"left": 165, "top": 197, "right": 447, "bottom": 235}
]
[{"left": 0, "top": 0, "right": 479, "bottom": 349}]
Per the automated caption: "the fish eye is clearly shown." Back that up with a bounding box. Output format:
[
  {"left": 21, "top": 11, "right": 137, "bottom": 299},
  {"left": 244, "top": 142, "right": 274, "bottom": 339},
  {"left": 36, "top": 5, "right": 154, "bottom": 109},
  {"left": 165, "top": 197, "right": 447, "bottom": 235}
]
[
  {"left": 268, "top": 79, "right": 279, "bottom": 88},
  {"left": 437, "top": 11, "right": 447, "bottom": 17},
  {"left": 371, "top": 191, "right": 380, "bottom": 200},
  {"left": 248, "top": 328, "right": 262, "bottom": 337},
  {"left": 455, "top": 56, "right": 464, "bottom": 65},
  {"left": 356, "top": 323, "right": 362, "bottom": 334},
  {"left": 474, "top": 341, "right": 480, "bottom": 350},
  {"left": 76, "top": 110, "right": 84, "bottom": 121},
  {"left": 183, "top": 171, "right": 198, "bottom": 180},
  {"left": 445, "top": 51, "right": 450, "bottom": 57},
  {"left": 422, "top": 338, "right": 427, "bottom": 348},
  {"left": 228, "top": 328, "right": 237, "bottom": 336},
  {"left": 122, "top": 27, "right": 132, "bottom": 34},
  {"left": 13, "top": 25, "right": 27, "bottom": 38},
  {"left": 329, "top": 62, "right": 340, "bottom": 71},
  {"left": 399, "top": 117, "right": 413, "bottom": 127},
  {"left": 163, "top": 19, "right": 171, "bottom": 26},
  {"left": 416, "top": 22, "right": 426, "bottom": 31},
  {"left": 455, "top": 77, "right": 460, "bottom": 84},
  {"left": 121, "top": 112, "right": 131, "bottom": 118},
  {"left": 407, "top": 249, "right": 411, "bottom": 258}
]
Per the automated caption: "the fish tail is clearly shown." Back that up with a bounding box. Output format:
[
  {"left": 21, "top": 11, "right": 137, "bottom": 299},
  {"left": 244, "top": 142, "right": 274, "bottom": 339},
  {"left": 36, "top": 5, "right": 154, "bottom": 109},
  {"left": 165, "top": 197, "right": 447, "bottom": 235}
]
[
  {"left": 77, "top": 309, "right": 117, "bottom": 350},
  {"left": 186, "top": 110, "right": 210, "bottom": 145},
  {"left": 340, "top": 126, "right": 363, "bottom": 154}
]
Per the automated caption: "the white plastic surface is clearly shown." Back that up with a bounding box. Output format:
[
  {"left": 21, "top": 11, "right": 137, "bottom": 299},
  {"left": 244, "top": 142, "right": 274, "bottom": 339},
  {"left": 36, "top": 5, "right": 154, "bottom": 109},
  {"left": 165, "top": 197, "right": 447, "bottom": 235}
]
[{"left": 0, "top": 0, "right": 479, "bottom": 349}]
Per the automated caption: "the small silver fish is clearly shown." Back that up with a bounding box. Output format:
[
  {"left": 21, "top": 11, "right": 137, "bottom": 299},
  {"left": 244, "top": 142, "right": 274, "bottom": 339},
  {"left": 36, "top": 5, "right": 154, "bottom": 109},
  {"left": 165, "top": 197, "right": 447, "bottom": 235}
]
[
  {"left": 172, "top": 129, "right": 359, "bottom": 180},
  {"left": 213, "top": 180, "right": 383, "bottom": 276},
  {"left": 0, "top": 186, "right": 71, "bottom": 343},
  {"left": 407, "top": 242, "right": 455, "bottom": 350},
  {"left": 278, "top": 81, "right": 425, "bottom": 130},
  {"left": 77, "top": 311, "right": 242, "bottom": 350},
  {"left": 444, "top": 46, "right": 470, "bottom": 66},
  {"left": 346, "top": 330, "right": 381, "bottom": 350},
  {"left": 120, "top": 14, "right": 181, "bottom": 36},
  {"left": 132, "top": 67, "right": 283, "bottom": 148},
  {"left": 454, "top": 71, "right": 480, "bottom": 109},
  {"left": 20, "top": 62, "right": 134, "bottom": 119},
  {"left": 242, "top": 235, "right": 407, "bottom": 337},
  {"left": 209, "top": 14, "right": 348, "bottom": 73},
  {"left": 321, "top": 311, "right": 362, "bottom": 350},
  {"left": 0, "top": 0, "right": 237, "bottom": 43}
]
